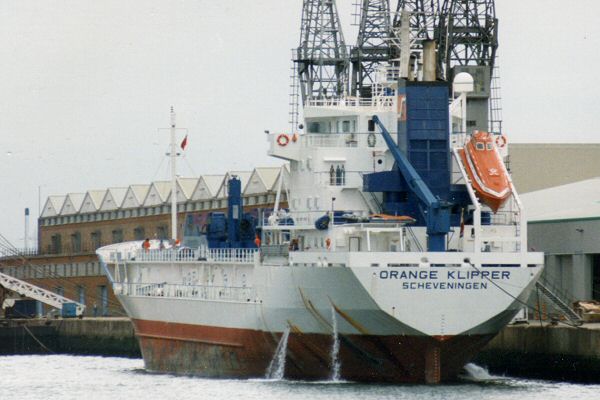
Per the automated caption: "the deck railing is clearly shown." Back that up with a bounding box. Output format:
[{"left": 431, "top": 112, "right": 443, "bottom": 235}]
[
  {"left": 114, "top": 282, "right": 256, "bottom": 303},
  {"left": 132, "top": 247, "right": 257, "bottom": 264}
]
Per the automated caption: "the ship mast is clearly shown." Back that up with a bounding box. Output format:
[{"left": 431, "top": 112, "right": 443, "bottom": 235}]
[{"left": 170, "top": 107, "right": 178, "bottom": 242}]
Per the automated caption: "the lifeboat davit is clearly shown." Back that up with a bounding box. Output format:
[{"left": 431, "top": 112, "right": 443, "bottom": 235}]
[{"left": 459, "top": 131, "right": 511, "bottom": 213}]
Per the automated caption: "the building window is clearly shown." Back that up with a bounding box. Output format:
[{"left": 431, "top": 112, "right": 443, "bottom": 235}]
[
  {"left": 50, "top": 234, "right": 62, "bottom": 254},
  {"left": 70, "top": 232, "right": 82, "bottom": 253},
  {"left": 78, "top": 286, "right": 86, "bottom": 305},
  {"left": 98, "top": 285, "right": 108, "bottom": 317},
  {"left": 112, "top": 229, "right": 124, "bottom": 243},
  {"left": 91, "top": 230, "right": 102, "bottom": 249},
  {"left": 156, "top": 225, "right": 168, "bottom": 240},
  {"left": 134, "top": 227, "right": 145, "bottom": 241}
]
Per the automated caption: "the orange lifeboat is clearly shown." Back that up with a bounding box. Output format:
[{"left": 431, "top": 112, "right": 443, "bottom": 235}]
[{"left": 459, "top": 131, "right": 511, "bottom": 213}]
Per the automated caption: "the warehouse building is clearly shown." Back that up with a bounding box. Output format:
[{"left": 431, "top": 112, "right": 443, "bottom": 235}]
[
  {"left": 0, "top": 166, "right": 287, "bottom": 316},
  {"left": 522, "top": 178, "right": 600, "bottom": 303}
]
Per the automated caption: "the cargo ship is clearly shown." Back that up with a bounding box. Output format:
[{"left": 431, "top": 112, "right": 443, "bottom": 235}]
[{"left": 97, "top": 4, "right": 543, "bottom": 384}]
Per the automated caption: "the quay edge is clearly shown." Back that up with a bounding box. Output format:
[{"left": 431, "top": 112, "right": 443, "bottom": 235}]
[{"left": 2, "top": 318, "right": 600, "bottom": 383}]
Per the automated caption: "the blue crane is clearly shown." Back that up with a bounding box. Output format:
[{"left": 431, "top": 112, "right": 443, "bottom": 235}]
[{"left": 371, "top": 115, "right": 451, "bottom": 251}]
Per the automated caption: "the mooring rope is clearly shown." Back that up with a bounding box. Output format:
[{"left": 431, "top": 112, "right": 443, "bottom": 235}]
[
  {"left": 465, "top": 261, "right": 583, "bottom": 329},
  {"left": 22, "top": 324, "right": 55, "bottom": 354}
]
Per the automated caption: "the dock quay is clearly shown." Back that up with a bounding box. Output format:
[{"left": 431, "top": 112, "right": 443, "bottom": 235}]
[
  {"left": 475, "top": 322, "right": 600, "bottom": 382},
  {"left": 0, "top": 317, "right": 139, "bottom": 357},
  {"left": 2, "top": 318, "right": 600, "bottom": 383}
]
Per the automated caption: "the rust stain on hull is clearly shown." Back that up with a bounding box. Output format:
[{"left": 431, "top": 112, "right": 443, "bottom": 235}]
[{"left": 132, "top": 319, "right": 496, "bottom": 383}]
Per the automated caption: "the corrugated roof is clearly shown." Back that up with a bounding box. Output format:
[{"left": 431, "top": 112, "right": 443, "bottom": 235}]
[
  {"left": 521, "top": 177, "right": 600, "bottom": 222},
  {"left": 191, "top": 175, "right": 224, "bottom": 200},
  {"left": 166, "top": 178, "right": 199, "bottom": 203},
  {"left": 80, "top": 190, "right": 107, "bottom": 212},
  {"left": 203, "top": 175, "right": 225, "bottom": 196},
  {"left": 60, "top": 193, "right": 85, "bottom": 215},
  {"left": 255, "top": 167, "right": 281, "bottom": 190},
  {"left": 41, "top": 195, "right": 66, "bottom": 218},
  {"left": 143, "top": 181, "right": 171, "bottom": 206},
  {"left": 100, "top": 188, "right": 128, "bottom": 211},
  {"left": 39, "top": 166, "right": 283, "bottom": 218},
  {"left": 178, "top": 178, "right": 198, "bottom": 199},
  {"left": 131, "top": 185, "right": 150, "bottom": 203},
  {"left": 121, "top": 184, "right": 150, "bottom": 209}
]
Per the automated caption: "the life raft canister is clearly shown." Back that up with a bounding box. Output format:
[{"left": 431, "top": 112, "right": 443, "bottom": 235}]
[
  {"left": 495, "top": 134, "right": 507, "bottom": 148},
  {"left": 277, "top": 134, "right": 290, "bottom": 146}
]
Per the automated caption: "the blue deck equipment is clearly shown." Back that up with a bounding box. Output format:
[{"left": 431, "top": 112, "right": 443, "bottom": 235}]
[{"left": 370, "top": 115, "right": 451, "bottom": 251}]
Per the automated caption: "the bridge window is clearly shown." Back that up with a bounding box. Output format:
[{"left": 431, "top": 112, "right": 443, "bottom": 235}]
[
  {"left": 308, "top": 122, "right": 322, "bottom": 133},
  {"left": 476, "top": 142, "right": 485, "bottom": 151},
  {"left": 328, "top": 164, "right": 346, "bottom": 186},
  {"left": 342, "top": 120, "right": 351, "bottom": 133}
]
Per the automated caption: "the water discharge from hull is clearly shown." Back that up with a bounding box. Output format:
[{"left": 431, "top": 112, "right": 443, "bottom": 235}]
[
  {"left": 462, "top": 363, "right": 495, "bottom": 381},
  {"left": 330, "top": 306, "right": 341, "bottom": 381},
  {"left": 266, "top": 327, "right": 290, "bottom": 380}
]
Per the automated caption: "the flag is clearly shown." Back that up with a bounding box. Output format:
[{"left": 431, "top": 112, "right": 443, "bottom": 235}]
[{"left": 180, "top": 134, "right": 188, "bottom": 150}]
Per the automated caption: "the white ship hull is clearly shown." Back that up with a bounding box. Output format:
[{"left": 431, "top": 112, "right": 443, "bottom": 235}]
[{"left": 101, "top": 246, "right": 543, "bottom": 383}]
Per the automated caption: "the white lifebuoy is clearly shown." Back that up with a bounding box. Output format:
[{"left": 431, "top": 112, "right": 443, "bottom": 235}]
[
  {"left": 277, "top": 134, "right": 290, "bottom": 147},
  {"left": 495, "top": 135, "right": 507, "bottom": 148}
]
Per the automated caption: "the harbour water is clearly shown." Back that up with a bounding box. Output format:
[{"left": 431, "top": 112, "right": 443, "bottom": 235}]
[{"left": 0, "top": 355, "right": 598, "bottom": 400}]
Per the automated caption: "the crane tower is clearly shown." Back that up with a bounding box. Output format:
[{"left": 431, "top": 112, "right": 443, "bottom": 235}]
[
  {"left": 295, "top": 0, "right": 350, "bottom": 103},
  {"left": 351, "top": 0, "right": 392, "bottom": 97}
]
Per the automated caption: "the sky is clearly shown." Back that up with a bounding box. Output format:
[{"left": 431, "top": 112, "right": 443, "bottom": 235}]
[{"left": 1, "top": 0, "right": 599, "bottom": 247}]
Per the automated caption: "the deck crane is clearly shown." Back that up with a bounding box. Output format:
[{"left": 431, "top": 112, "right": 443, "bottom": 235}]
[{"left": 370, "top": 115, "right": 451, "bottom": 251}]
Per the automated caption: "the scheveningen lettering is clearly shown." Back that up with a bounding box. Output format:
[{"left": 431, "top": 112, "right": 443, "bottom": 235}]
[
  {"left": 402, "top": 281, "right": 488, "bottom": 290},
  {"left": 378, "top": 269, "right": 510, "bottom": 290}
]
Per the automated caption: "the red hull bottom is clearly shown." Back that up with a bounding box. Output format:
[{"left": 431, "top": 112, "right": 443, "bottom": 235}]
[{"left": 133, "top": 319, "right": 496, "bottom": 383}]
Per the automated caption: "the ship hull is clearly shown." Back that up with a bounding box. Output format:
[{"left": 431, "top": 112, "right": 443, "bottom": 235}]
[
  {"left": 133, "top": 318, "right": 496, "bottom": 383},
  {"left": 107, "top": 256, "right": 543, "bottom": 383}
]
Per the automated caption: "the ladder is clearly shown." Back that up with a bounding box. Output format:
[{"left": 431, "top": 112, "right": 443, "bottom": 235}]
[
  {"left": 489, "top": 64, "right": 503, "bottom": 135},
  {"left": 0, "top": 270, "right": 85, "bottom": 317},
  {"left": 288, "top": 52, "right": 300, "bottom": 133},
  {"left": 535, "top": 281, "right": 583, "bottom": 326}
]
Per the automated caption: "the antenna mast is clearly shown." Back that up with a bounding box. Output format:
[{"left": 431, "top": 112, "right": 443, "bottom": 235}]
[{"left": 169, "top": 107, "right": 178, "bottom": 242}]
